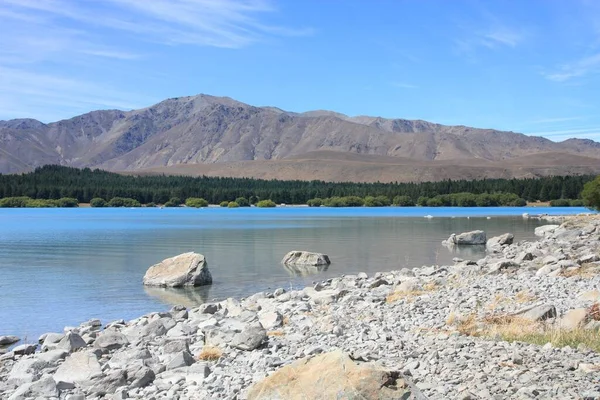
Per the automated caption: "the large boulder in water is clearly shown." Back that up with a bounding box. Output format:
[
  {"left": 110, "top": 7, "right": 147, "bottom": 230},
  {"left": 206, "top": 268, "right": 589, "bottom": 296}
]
[
  {"left": 247, "top": 350, "right": 421, "bottom": 400},
  {"left": 281, "top": 251, "right": 330, "bottom": 267},
  {"left": 443, "top": 230, "right": 487, "bottom": 245},
  {"left": 143, "top": 252, "right": 212, "bottom": 288}
]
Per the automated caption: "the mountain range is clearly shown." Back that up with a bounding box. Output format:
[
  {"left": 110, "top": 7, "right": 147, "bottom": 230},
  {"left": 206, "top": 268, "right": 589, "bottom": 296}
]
[{"left": 1, "top": 94, "right": 599, "bottom": 182}]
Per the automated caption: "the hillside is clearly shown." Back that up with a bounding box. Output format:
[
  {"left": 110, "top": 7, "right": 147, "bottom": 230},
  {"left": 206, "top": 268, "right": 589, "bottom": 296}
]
[{"left": 1, "top": 94, "right": 599, "bottom": 182}]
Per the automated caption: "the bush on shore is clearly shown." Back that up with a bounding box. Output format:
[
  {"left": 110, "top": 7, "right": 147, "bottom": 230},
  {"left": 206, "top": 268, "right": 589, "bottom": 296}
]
[
  {"left": 90, "top": 198, "right": 107, "bottom": 207},
  {"left": 227, "top": 201, "right": 240, "bottom": 208},
  {"left": 235, "top": 197, "right": 250, "bottom": 207},
  {"left": 582, "top": 176, "right": 600, "bottom": 211},
  {"left": 185, "top": 197, "right": 209, "bottom": 208},
  {"left": 0, "top": 196, "right": 79, "bottom": 208},
  {"left": 393, "top": 195, "right": 414, "bottom": 206},
  {"left": 549, "top": 199, "right": 585, "bottom": 207},
  {"left": 107, "top": 197, "right": 141, "bottom": 207},
  {"left": 307, "top": 198, "right": 323, "bottom": 207},
  {"left": 256, "top": 199, "right": 277, "bottom": 208},
  {"left": 220, "top": 201, "right": 229, "bottom": 207}
]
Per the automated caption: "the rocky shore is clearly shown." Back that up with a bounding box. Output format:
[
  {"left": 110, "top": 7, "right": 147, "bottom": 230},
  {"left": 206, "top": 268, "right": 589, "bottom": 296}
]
[{"left": 1, "top": 215, "right": 600, "bottom": 399}]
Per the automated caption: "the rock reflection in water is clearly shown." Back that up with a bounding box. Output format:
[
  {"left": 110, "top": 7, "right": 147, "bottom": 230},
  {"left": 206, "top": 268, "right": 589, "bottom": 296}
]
[
  {"left": 282, "top": 263, "right": 330, "bottom": 277},
  {"left": 144, "top": 286, "right": 211, "bottom": 308},
  {"left": 442, "top": 243, "right": 487, "bottom": 260}
]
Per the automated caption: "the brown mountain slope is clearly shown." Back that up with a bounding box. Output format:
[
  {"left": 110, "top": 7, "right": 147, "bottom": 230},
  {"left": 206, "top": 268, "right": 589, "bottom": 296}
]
[
  {"left": 132, "top": 151, "right": 600, "bottom": 183},
  {"left": 0, "top": 94, "right": 599, "bottom": 181}
]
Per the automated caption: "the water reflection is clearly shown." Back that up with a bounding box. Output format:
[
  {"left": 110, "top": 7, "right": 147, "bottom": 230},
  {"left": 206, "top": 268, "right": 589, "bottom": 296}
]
[
  {"left": 442, "top": 243, "right": 487, "bottom": 259},
  {"left": 144, "top": 286, "right": 211, "bottom": 308},
  {"left": 282, "top": 263, "right": 330, "bottom": 277}
]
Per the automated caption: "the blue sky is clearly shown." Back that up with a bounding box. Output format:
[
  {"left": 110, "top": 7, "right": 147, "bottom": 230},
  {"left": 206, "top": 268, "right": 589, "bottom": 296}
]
[{"left": 1, "top": 0, "right": 600, "bottom": 142}]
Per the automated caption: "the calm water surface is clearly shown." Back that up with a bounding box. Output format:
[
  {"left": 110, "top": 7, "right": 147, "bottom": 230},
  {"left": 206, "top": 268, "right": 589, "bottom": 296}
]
[{"left": 0, "top": 207, "right": 589, "bottom": 341}]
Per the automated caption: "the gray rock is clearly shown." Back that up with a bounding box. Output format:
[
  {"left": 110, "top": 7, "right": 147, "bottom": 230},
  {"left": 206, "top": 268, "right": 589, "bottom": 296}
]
[
  {"left": 534, "top": 225, "right": 560, "bottom": 237},
  {"left": 0, "top": 335, "right": 20, "bottom": 345},
  {"left": 166, "top": 350, "right": 195, "bottom": 370},
  {"left": 8, "top": 358, "right": 49, "bottom": 386},
  {"left": 444, "top": 230, "right": 487, "bottom": 245},
  {"left": 56, "top": 332, "right": 87, "bottom": 353},
  {"left": 281, "top": 251, "right": 331, "bottom": 266},
  {"left": 94, "top": 331, "right": 129, "bottom": 352},
  {"left": 516, "top": 304, "right": 557, "bottom": 321},
  {"left": 231, "top": 322, "right": 267, "bottom": 351},
  {"left": 487, "top": 233, "right": 514, "bottom": 247},
  {"left": 259, "top": 311, "right": 283, "bottom": 330},
  {"left": 488, "top": 259, "right": 520, "bottom": 274},
  {"left": 8, "top": 374, "right": 58, "bottom": 400},
  {"left": 12, "top": 343, "right": 37, "bottom": 355},
  {"left": 143, "top": 252, "right": 212, "bottom": 287},
  {"left": 53, "top": 351, "right": 103, "bottom": 388}
]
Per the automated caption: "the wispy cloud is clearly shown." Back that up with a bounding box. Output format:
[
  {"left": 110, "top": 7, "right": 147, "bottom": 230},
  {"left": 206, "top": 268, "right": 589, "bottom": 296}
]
[
  {"left": 525, "top": 116, "right": 586, "bottom": 124},
  {"left": 2, "top": 0, "right": 312, "bottom": 49},
  {"left": 526, "top": 126, "right": 600, "bottom": 140},
  {"left": 391, "top": 82, "right": 418, "bottom": 89},
  {"left": 543, "top": 53, "right": 600, "bottom": 82},
  {"left": 455, "top": 24, "right": 525, "bottom": 56},
  {"left": 0, "top": 0, "right": 311, "bottom": 121}
]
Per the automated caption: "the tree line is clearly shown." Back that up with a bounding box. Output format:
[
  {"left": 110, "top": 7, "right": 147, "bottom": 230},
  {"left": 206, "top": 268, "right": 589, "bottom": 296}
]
[{"left": 0, "top": 165, "right": 594, "bottom": 206}]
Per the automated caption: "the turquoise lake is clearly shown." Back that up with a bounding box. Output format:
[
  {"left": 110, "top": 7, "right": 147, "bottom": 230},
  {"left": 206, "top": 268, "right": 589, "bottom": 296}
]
[{"left": 0, "top": 206, "right": 590, "bottom": 341}]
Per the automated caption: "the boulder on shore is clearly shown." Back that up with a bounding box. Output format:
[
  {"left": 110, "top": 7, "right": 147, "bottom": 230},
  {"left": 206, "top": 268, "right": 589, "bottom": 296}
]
[
  {"left": 281, "top": 251, "right": 331, "bottom": 266},
  {"left": 0, "top": 335, "right": 20, "bottom": 346},
  {"left": 443, "top": 230, "right": 487, "bottom": 245},
  {"left": 246, "top": 350, "right": 422, "bottom": 400},
  {"left": 143, "top": 252, "right": 212, "bottom": 288}
]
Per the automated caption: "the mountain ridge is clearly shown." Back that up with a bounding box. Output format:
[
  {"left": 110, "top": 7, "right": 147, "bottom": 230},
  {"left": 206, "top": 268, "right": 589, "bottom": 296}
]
[{"left": 1, "top": 93, "right": 599, "bottom": 182}]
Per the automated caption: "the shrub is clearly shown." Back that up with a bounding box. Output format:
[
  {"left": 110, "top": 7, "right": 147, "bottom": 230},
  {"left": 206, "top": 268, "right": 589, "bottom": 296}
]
[
  {"left": 90, "top": 197, "right": 107, "bottom": 207},
  {"left": 146, "top": 202, "right": 156, "bottom": 207},
  {"left": 426, "top": 197, "right": 444, "bottom": 207},
  {"left": 363, "top": 195, "right": 391, "bottom": 207},
  {"left": 227, "top": 201, "right": 239, "bottom": 208},
  {"left": 582, "top": 176, "right": 600, "bottom": 211},
  {"left": 307, "top": 198, "right": 323, "bottom": 207},
  {"left": 185, "top": 197, "right": 209, "bottom": 208},
  {"left": 108, "top": 197, "right": 141, "bottom": 207},
  {"left": 235, "top": 197, "right": 250, "bottom": 207},
  {"left": 549, "top": 199, "right": 571, "bottom": 207},
  {"left": 57, "top": 197, "right": 79, "bottom": 208},
  {"left": 416, "top": 196, "right": 429, "bottom": 207},
  {"left": 257, "top": 199, "right": 276, "bottom": 208},
  {"left": 393, "top": 195, "right": 414, "bottom": 206},
  {"left": 25, "top": 199, "right": 59, "bottom": 208},
  {"left": 0, "top": 196, "right": 31, "bottom": 208},
  {"left": 219, "top": 201, "right": 229, "bottom": 207},
  {"left": 570, "top": 199, "right": 584, "bottom": 207}
]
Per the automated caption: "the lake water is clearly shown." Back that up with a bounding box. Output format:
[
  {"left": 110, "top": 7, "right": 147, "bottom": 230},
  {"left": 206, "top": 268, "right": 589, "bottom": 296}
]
[{"left": 0, "top": 207, "right": 590, "bottom": 341}]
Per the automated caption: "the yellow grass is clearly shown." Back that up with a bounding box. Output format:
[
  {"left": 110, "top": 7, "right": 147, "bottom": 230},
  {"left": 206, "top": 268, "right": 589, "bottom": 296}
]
[
  {"left": 455, "top": 313, "right": 600, "bottom": 352},
  {"left": 514, "top": 290, "right": 537, "bottom": 304},
  {"left": 197, "top": 346, "right": 223, "bottom": 361},
  {"left": 267, "top": 330, "right": 285, "bottom": 336},
  {"left": 386, "top": 280, "right": 440, "bottom": 303}
]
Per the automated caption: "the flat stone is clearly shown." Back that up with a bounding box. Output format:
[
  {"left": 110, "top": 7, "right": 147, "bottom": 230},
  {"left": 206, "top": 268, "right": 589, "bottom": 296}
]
[
  {"left": 560, "top": 308, "right": 588, "bottom": 330},
  {"left": 516, "top": 304, "right": 557, "bottom": 321},
  {"left": 53, "top": 351, "right": 103, "bottom": 387},
  {"left": 247, "top": 350, "right": 418, "bottom": 400}
]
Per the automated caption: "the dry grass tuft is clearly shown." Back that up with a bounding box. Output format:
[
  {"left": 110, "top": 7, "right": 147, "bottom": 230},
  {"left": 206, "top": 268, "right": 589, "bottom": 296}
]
[
  {"left": 282, "top": 316, "right": 290, "bottom": 325},
  {"left": 386, "top": 280, "right": 440, "bottom": 303},
  {"left": 456, "top": 312, "right": 600, "bottom": 352},
  {"left": 197, "top": 346, "right": 223, "bottom": 361},
  {"left": 386, "top": 290, "right": 426, "bottom": 303},
  {"left": 514, "top": 290, "right": 537, "bottom": 304},
  {"left": 267, "top": 330, "right": 285, "bottom": 336},
  {"left": 561, "top": 263, "right": 599, "bottom": 278}
]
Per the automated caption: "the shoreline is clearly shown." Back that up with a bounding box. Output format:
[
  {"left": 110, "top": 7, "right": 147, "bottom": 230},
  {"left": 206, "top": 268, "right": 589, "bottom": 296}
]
[{"left": 1, "top": 215, "right": 600, "bottom": 399}]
